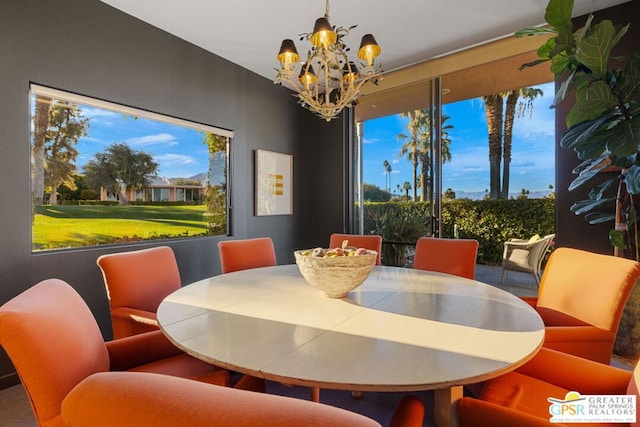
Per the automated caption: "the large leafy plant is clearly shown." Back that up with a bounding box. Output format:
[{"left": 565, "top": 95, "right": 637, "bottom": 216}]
[{"left": 517, "top": 0, "right": 640, "bottom": 259}]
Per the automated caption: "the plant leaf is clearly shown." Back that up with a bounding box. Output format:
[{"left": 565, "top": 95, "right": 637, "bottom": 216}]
[
  {"left": 552, "top": 67, "right": 577, "bottom": 106},
  {"left": 619, "top": 52, "right": 640, "bottom": 103},
  {"left": 515, "top": 27, "right": 556, "bottom": 38},
  {"left": 545, "top": 0, "right": 574, "bottom": 33},
  {"left": 610, "top": 229, "right": 628, "bottom": 249},
  {"left": 585, "top": 210, "right": 615, "bottom": 224},
  {"left": 570, "top": 197, "right": 614, "bottom": 215},
  {"left": 566, "top": 81, "right": 617, "bottom": 127},
  {"left": 568, "top": 155, "right": 612, "bottom": 191},
  {"left": 588, "top": 176, "right": 618, "bottom": 200},
  {"left": 610, "top": 23, "right": 630, "bottom": 50},
  {"left": 561, "top": 114, "right": 609, "bottom": 154},
  {"left": 625, "top": 164, "right": 640, "bottom": 194},
  {"left": 606, "top": 115, "right": 640, "bottom": 156},
  {"left": 575, "top": 20, "right": 616, "bottom": 79},
  {"left": 519, "top": 58, "right": 551, "bottom": 71}
]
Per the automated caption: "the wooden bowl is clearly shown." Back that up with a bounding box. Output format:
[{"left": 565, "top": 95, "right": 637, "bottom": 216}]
[{"left": 294, "top": 250, "right": 377, "bottom": 298}]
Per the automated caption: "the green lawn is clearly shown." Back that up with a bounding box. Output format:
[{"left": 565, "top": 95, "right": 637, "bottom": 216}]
[{"left": 32, "top": 204, "right": 222, "bottom": 250}]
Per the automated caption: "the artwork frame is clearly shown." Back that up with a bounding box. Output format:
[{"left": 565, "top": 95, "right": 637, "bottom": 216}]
[{"left": 255, "top": 149, "right": 293, "bottom": 216}]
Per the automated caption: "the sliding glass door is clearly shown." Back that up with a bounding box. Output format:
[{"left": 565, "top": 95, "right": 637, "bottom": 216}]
[{"left": 352, "top": 77, "right": 443, "bottom": 265}]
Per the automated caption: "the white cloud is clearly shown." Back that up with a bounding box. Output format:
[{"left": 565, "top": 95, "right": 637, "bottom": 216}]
[
  {"left": 126, "top": 133, "right": 178, "bottom": 147},
  {"left": 155, "top": 153, "right": 197, "bottom": 166}
]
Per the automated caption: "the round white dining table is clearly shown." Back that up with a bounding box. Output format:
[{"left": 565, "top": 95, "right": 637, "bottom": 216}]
[{"left": 157, "top": 264, "right": 545, "bottom": 427}]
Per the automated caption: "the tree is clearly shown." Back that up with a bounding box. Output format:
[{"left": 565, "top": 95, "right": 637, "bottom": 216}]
[
  {"left": 502, "top": 88, "right": 544, "bottom": 198},
  {"left": 397, "top": 109, "right": 452, "bottom": 202},
  {"left": 483, "top": 87, "right": 543, "bottom": 199},
  {"left": 44, "top": 101, "right": 87, "bottom": 205},
  {"left": 517, "top": 188, "right": 530, "bottom": 200},
  {"left": 363, "top": 183, "right": 390, "bottom": 202},
  {"left": 32, "top": 97, "right": 88, "bottom": 205},
  {"left": 32, "top": 95, "right": 51, "bottom": 206},
  {"left": 383, "top": 160, "right": 392, "bottom": 192},
  {"left": 443, "top": 188, "right": 456, "bottom": 200},
  {"left": 84, "top": 143, "right": 158, "bottom": 205},
  {"left": 401, "top": 181, "right": 412, "bottom": 200},
  {"left": 484, "top": 94, "right": 503, "bottom": 200},
  {"left": 202, "top": 132, "right": 228, "bottom": 232},
  {"left": 397, "top": 111, "right": 420, "bottom": 201}
]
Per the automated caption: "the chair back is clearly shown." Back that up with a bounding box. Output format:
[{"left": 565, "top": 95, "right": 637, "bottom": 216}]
[
  {"left": 413, "top": 237, "right": 479, "bottom": 279},
  {"left": 0, "top": 279, "right": 109, "bottom": 427},
  {"left": 97, "top": 246, "right": 181, "bottom": 314},
  {"left": 329, "top": 233, "right": 383, "bottom": 265},
  {"left": 218, "top": 237, "right": 277, "bottom": 274},
  {"left": 537, "top": 247, "right": 640, "bottom": 333},
  {"left": 62, "top": 371, "right": 382, "bottom": 427}
]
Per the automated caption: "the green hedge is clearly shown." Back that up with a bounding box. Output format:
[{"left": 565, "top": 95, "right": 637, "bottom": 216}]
[{"left": 362, "top": 198, "right": 555, "bottom": 265}]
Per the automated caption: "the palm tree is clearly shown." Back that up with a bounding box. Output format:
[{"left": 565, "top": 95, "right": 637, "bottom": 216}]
[
  {"left": 397, "top": 111, "right": 420, "bottom": 201},
  {"left": 502, "top": 87, "right": 543, "bottom": 199},
  {"left": 401, "top": 181, "right": 412, "bottom": 200},
  {"left": 483, "top": 87, "right": 543, "bottom": 199},
  {"left": 484, "top": 94, "right": 503, "bottom": 200},
  {"left": 397, "top": 108, "right": 452, "bottom": 202},
  {"left": 383, "top": 160, "right": 392, "bottom": 192}
]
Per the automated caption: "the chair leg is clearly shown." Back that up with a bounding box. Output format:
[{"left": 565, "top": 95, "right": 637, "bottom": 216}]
[{"left": 500, "top": 268, "right": 507, "bottom": 286}]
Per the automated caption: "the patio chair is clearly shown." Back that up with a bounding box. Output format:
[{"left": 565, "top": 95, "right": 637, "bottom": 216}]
[
  {"left": 523, "top": 247, "right": 640, "bottom": 364},
  {"left": 97, "top": 246, "right": 180, "bottom": 339},
  {"left": 218, "top": 237, "right": 277, "bottom": 273},
  {"left": 62, "top": 372, "right": 425, "bottom": 427},
  {"left": 413, "top": 237, "right": 479, "bottom": 279},
  {"left": 0, "top": 278, "right": 233, "bottom": 427},
  {"left": 500, "top": 233, "right": 555, "bottom": 287},
  {"left": 458, "top": 347, "right": 638, "bottom": 427},
  {"left": 329, "top": 233, "right": 383, "bottom": 265}
]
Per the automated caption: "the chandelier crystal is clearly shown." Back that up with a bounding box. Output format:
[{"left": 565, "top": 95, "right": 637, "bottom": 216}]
[{"left": 274, "top": 0, "right": 382, "bottom": 122}]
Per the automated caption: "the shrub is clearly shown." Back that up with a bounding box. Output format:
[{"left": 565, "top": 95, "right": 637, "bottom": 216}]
[{"left": 363, "top": 198, "right": 555, "bottom": 265}]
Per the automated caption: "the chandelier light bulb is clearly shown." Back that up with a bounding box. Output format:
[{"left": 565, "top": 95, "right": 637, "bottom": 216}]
[{"left": 357, "top": 34, "right": 381, "bottom": 68}]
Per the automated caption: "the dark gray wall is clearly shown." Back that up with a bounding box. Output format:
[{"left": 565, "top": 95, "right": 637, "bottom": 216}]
[
  {"left": 0, "top": 0, "right": 346, "bottom": 387},
  {"left": 555, "top": 1, "right": 639, "bottom": 254}
]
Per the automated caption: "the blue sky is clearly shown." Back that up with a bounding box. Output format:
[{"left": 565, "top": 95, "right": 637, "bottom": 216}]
[
  {"left": 59, "top": 81, "right": 555, "bottom": 194},
  {"left": 362, "top": 82, "right": 555, "bottom": 197},
  {"left": 75, "top": 106, "right": 210, "bottom": 179}
]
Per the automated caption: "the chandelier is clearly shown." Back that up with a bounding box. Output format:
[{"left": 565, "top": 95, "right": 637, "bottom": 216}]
[{"left": 274, "top": 0, "right": 382, "bottom": 122}]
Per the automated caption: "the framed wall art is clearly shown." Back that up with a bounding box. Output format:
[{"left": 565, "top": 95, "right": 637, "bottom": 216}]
[{"left": 255, "top": 149, "right": 293, "bottom": 216}]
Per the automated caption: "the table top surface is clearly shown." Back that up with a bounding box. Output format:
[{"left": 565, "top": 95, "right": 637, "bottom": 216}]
[{"left": 158, "top": 264, "right": 545, "bottom": 392}]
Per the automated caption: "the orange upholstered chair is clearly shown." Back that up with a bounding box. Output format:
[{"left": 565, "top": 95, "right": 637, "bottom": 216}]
[
  {"left": 62, "top": 371, "right": 426, "bottom": 427},
  {"left": 329, "top": 233, "right": 383, "bottom": 265},
  {"left": 412, "top": 237, "right": 479, "bottom": 279},
  {"left": 522, "top": 247, "right": 640, "bottom": 364},
  {"left": 97, "top": 246, "right": 180, "bottom": 339},
  {"left": 0, "top": 279, "right": 233, "bottom": 427},
  {"left": 218, "top": 237, "right": 277, "bottom": 273},
  {"left": 458, "top": 347, "right": 638, "bottom": 427}
]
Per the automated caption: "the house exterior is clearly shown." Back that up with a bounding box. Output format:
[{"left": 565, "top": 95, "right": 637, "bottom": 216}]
[{"left": 99, "top": 177, "right": 206, "bottom": 203}]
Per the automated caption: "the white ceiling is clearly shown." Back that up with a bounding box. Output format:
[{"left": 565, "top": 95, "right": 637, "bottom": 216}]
[{"left": 99, "top": 0, "right": 629, "bottom": 82}]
